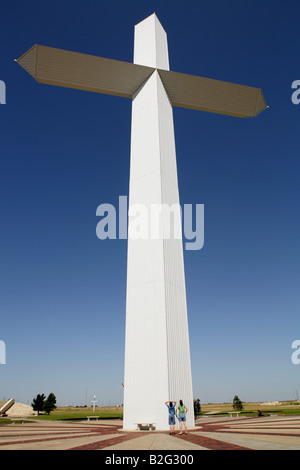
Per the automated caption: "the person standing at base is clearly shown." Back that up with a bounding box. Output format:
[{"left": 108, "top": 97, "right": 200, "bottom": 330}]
[
  {"left": 176, "top": 399, "right": 188, "bottom": 435},
  {"left": 165, "top": 400, "right": 177, "bottom": 434}
]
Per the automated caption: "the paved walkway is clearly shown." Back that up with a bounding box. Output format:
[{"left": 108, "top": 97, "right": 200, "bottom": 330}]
[{"left": 0, "top": 416, "right": 300, "bottom": 450}]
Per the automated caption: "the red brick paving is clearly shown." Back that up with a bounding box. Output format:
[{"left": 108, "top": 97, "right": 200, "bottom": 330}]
[
  {"left": 211, "top": 428, "right": 300, "bottom": 438},
  {"left": 0, "top": 432, "right": 103, "bottom": 447},
  {"left": 196, "top": 419, "right": 300, "bottom": 438},
  {"left": 68, "top": 432, "right": 147, "bottom": 450},
  {"left": 174, "top": 432, "right": 252, "bottom": 450},
  {"left": 0, "top": 425, "right": 118, "bottom": 448},
  {"left": 1, "top": 417, "right": 300, "bottom": 450}
]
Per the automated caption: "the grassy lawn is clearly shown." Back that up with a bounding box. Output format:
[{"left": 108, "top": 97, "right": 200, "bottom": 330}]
[
  {"left": 199, "top": 401, "right": 300, "bottom": 417},
  {"left": 32, "top": 406, "right": 123, "bottom": 421},
  {"left": 29, "top": 401, "right": 300, "bottom": 421},
  {"left": 1, "top": 401, "right": 300, "bottom": 424}
]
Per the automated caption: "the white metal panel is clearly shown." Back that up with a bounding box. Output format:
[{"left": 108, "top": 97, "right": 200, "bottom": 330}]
[
  {"left": 124, "top": 17, "right": 194, "bottom": 428},
  {"left": 156, "top": 72, "right": 194, "bottom": 428},
  {"left": 124, "top": 71, "right": 169, "bottom": 430},
  {"left": 134, "top": 13, "right": 169, "bottom": 71}
]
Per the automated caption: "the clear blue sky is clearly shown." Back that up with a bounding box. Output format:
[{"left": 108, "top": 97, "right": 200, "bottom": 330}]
[{"left": 1, "top": 0, "right": 299, "bottom": 406}]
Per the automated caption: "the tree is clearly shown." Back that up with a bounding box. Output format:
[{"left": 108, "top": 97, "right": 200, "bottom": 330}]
[
  {"left": 232, "top": 395, "right": 243, "bottom": 411},
  {"left": 193, "top": 398, "right": 201, "bottom": 417},
  {"left": 44, "top": 393, "right": 57, "bottom": 415},
  {"left": 31, "top": 394, "right": 46, "bottom": 415}
]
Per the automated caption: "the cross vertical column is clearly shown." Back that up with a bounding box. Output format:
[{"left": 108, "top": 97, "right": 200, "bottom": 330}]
[{"left": 123, "top": 14, "right": 194, "bottom": 430}]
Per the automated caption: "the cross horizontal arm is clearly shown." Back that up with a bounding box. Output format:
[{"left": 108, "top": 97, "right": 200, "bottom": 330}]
[
  {"left": 16, "top": 44, "right": 267, "bottom": 118},
  {"left": 16, "top": 44, "right": 155, "bottom": 98},
  {"left": 158, "top": 69, "right": 267, "bottom": 118}
]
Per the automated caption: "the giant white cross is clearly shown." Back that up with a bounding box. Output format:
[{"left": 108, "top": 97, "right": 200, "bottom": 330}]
[{"left": 16, "top": 13, "right": 267, "bottom": 430}]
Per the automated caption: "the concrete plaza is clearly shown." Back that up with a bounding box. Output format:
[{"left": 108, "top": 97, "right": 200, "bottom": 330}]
[{"left": 0, "top": 415, "right": 300, "bottom": 450}]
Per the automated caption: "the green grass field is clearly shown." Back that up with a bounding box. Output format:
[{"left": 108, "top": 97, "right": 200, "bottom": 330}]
[
  {"left": 32, "top": 406, "right": 123, "bottom": 421},
  {"left": 200, "top": 401, "right": 300, "bottom": 416},
  {"left": 1, "top": 401, "right": 300, "bottom": 424}
]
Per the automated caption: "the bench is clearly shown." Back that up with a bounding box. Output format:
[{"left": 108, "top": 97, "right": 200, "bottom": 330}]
[
  {"left": 10, "top": 418, "right": 27, "bottom": 424},
  {"left": 228, "top": 412, "right": 240, "bottom": 418},
  {"left": 135, "top": 422, "right": 155, "bottom": 431},
  {"left": 87, "top": 416, "right": 100, "bottom": 421}
]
